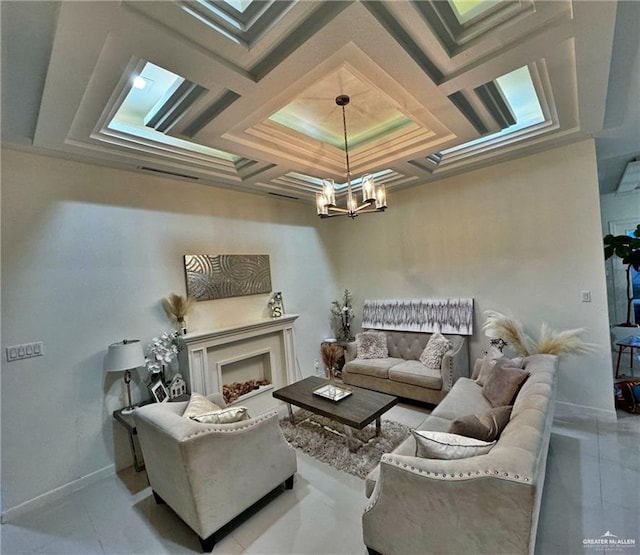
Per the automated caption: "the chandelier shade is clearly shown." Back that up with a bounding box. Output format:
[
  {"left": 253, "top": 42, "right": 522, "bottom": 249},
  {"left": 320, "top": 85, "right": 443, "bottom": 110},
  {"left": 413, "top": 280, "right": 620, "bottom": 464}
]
[{"left": 315, "top": 95, "right": 388, "bottom": 219}]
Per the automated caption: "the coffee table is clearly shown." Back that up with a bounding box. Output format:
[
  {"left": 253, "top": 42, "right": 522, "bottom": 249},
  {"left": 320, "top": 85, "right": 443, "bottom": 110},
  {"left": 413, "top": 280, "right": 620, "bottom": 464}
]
[{"left": 272, "top": 376, "right": 398, "bottom": 452}]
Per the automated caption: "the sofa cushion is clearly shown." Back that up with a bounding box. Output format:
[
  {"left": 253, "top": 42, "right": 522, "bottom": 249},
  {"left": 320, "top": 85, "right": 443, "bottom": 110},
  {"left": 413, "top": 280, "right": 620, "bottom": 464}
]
[
  {"left": 418, "top": 332, "right": 452, "bottom": 369},
  {"left": 412, "top": 430, "right": 496, "bottom": 459},
  {"left": 431, "top": 377, "right": 493, "bottom": 421},
  {"left": 356, "top": 331, "right": 389, "bottom": 359},
  {"left": 483, "top": 364, "right": 530, "bottom": 407},
  {"left": 183, "top": 392, "right": 222, "bottom": 418},
  {"left": 448, "top": 405, "right": 513, "bottom": 442},
  {"left": 345, "top": 357, "right": 404, "bottom": 379},
  {"left": 388, "top": 360, "right": 443, "bottom": 390}
]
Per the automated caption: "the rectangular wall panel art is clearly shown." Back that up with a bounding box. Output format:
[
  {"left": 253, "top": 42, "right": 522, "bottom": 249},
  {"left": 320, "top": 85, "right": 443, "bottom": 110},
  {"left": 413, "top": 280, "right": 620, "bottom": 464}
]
[
  {"left": 362, "top": 298, "right": 474, "bottom": 335},
  {"left": 184, "top": 254, "right": 272, "bottom": 301}
]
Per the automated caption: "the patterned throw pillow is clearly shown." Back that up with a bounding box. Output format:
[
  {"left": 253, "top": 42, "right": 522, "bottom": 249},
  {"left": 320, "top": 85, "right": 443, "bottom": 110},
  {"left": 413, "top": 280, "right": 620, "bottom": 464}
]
[
  {"left": 191, "top": 406, "right": 250, "bottom": 424},
  {"left": 448, "top": 406, "right": 513, "bottom": 442},
  {"left": 356, "top": 331, "right": 389, "bottom": 359},
  {"left": 412, "top": 430, "right": 496, "bottom": 460},
  {"left": 419, "top": 332, "right": 452, "bottom": 369}
]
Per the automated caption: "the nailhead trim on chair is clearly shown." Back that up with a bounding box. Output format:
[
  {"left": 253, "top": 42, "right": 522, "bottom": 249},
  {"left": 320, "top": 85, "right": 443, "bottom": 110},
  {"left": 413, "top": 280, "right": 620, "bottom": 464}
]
[{"left": 384, "top": 457, "right": 533, "bottom": 484}]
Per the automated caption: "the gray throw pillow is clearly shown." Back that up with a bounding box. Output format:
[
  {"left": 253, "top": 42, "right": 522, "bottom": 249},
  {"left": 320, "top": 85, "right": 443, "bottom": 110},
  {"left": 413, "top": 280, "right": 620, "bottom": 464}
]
[
  {"left": 448, "top": 406, "right": 513, "bottom": 442},
  {"left": 355, "top": 331, "right": 388, "bottom": 359},
  {"left": 418, "top": 332, "right": 452, "bottom": 369},
  {"left": 482, "top": 365, "right": 530, "bottom": 407}
]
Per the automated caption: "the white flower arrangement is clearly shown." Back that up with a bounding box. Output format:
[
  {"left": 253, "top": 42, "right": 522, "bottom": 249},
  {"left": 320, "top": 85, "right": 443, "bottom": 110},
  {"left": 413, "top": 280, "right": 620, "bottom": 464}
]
[{"left": 146, "top": 331, "right": 179, "bottom": 376}]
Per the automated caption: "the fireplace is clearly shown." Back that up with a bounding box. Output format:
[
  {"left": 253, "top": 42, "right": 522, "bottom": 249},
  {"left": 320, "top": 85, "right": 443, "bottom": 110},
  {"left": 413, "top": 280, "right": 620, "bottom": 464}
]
[
  {"left": 179, "top": 315, "right": 298, "bottom": 414},
  {"left": 218, "top": 349, "right": 273, "bottom": 404}
]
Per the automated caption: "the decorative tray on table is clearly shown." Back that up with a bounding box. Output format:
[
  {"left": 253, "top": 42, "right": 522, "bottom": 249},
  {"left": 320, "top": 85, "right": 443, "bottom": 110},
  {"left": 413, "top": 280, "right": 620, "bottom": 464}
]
[{"left": 313, "top": 383, "right": 352, "bottom": 402}]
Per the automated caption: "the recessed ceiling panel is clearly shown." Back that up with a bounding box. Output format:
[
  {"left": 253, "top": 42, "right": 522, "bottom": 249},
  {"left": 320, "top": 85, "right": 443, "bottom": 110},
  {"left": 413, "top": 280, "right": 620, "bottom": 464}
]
[{"left": 268, "top": 66, "right": 412, "bottom": 149}]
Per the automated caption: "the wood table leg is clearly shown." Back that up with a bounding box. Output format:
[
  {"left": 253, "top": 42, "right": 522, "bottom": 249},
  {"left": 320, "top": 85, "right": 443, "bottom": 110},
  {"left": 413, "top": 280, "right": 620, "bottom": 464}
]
[{"left": 375, "top": 417, "right": 381, "bottom": 436}]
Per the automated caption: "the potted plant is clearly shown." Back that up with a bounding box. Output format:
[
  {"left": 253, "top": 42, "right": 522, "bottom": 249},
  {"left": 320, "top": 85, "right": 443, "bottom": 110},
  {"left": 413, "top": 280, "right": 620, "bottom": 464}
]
[{"left": 604, "top": 224, "right": 640, "bottom": 328}]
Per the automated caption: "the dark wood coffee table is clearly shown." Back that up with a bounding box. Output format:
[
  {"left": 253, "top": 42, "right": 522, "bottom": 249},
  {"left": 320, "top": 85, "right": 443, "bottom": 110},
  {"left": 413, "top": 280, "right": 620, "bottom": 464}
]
[{"left": 272, "top": 376, "right": 398, "bottom": 451}]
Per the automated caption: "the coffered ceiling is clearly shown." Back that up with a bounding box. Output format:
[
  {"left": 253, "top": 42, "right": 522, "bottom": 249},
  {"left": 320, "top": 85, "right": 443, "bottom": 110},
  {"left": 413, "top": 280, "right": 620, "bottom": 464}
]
[{"left": 1, "top": 1, "right": 625, "bottom": 201}]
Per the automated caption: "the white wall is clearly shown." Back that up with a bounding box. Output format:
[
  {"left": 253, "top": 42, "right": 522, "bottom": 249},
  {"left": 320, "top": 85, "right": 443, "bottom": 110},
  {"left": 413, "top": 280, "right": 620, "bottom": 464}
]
[
  {"left": 599, "top": 190, "right": 640, "bottom": 326},
  {"left": 0, "top": 149, "right": 335, "bottom": 514},
  {"left": 325, "top": 140, "right": 614, "bottom": 412}
]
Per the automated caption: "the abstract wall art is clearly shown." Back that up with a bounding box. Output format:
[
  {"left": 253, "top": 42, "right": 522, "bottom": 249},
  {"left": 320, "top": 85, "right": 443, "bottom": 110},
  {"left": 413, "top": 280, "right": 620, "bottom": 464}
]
[
  {"left": 184, "top": 254, "right": 272, "bottom": 301},
  {"left": 362, "top": 298, "right": 474, "bottom": 335}
]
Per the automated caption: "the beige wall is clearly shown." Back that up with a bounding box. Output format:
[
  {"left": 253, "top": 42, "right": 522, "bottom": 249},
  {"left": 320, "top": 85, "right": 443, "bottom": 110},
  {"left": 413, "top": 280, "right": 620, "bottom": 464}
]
[
  {"left": 326, "top": 140, "right": 614, "bottom": 412},
  {"left": 0, "top": 149, "right": 334, "bottom": 513},
  {"left": 1, "top": 139, "right": 614, "bottom": 516}
]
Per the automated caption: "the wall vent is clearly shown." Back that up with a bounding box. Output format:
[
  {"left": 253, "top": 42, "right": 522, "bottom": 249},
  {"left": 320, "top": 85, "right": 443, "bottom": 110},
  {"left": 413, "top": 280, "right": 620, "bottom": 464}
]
[
  {"left": 138, "top": 166, "right": 199, "bottom": 180},
  {"left": 268, "top": 192, "right": 300, "bottom": 200}
]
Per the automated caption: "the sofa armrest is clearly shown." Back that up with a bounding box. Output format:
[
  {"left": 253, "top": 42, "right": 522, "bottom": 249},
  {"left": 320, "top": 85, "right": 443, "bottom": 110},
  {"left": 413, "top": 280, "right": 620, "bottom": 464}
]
[
  {"left": 440, "top": 336, "right": 469, "bottom": 391},
  {"left": 363, "top": 453, "right": 537, "bottom": 555}
]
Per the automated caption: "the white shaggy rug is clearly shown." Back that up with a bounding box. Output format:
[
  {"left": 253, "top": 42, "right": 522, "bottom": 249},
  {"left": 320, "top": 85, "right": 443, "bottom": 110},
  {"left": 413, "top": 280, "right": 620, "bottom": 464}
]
[{"left": 279, "top": 411, "right": 410, "bottom": 479}]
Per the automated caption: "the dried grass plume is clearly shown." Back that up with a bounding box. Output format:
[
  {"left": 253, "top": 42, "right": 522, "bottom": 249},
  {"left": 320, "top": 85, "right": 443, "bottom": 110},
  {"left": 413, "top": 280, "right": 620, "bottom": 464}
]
[
  {"left": 483, "top": 310, "right": 597, "bottom": 357},
  {"left": 163, "top": 293, "right": 196, "bottom": 323}
]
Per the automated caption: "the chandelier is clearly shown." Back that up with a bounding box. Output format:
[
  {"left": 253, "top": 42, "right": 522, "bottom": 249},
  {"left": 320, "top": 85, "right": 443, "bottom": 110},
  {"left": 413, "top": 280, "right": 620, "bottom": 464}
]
[{"left": 315, "top": 95, "right": 387, "bottom": 219}]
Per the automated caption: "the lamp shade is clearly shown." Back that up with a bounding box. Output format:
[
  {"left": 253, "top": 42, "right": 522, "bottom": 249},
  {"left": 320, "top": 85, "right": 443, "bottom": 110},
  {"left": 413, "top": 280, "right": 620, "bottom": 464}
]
[{"left": 105, "top": 340, "right": 145, "bottom": 372}]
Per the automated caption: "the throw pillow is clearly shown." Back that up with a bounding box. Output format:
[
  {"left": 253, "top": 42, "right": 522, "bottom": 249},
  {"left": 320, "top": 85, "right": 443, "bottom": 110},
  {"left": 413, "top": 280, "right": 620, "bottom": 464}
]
[
  {"left": 356, "top": 331, "right": 388, "bottom": 359},
  {"left": 482, "top": 365, "right": 530, "bottom": 407},
  {"left": 191, "top": 406, "right": 250, "bottom": 424},
  {"left": 418, "top": 332, "right": 452, "bottom": 369},
  {"left": 183, "top": 392, "right": 222, "bottom": 419},
  {"left": 412, "top": 430, "right": 496, "bottom": 460},
  {"left": 475, "top": 348, "right": 524, "bottom": 385},
  {"left": 448, "top": 406, "right": 513, "bottom": 442}
]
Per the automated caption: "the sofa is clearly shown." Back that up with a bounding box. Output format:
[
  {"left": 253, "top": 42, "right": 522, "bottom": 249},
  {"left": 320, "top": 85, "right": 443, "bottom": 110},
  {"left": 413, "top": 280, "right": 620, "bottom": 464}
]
[
  {"left": 134, "top": 393, "right": 297, "bottom": 551},
  {"left": 362, "top": 353, "right": 558, "bottom": 555},
  {"left": 342, "top": 330, "right": 469, "bottom": 405}
]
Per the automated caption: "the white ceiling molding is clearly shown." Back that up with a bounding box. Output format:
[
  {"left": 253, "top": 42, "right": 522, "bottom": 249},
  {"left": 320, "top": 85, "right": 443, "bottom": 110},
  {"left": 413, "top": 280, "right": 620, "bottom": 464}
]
[{"left": 25, "top": 0, "right": 618, "bottom": 203}]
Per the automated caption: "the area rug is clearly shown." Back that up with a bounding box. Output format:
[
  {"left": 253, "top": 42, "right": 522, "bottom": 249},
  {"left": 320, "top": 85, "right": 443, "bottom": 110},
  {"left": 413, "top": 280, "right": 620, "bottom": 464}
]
[{"left": 279, "top": 411, "right": 410, "bottom": 479}]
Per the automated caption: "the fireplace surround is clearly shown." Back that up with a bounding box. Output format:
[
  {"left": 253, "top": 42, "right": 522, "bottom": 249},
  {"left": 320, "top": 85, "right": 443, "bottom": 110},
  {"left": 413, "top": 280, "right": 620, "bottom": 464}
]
[{"left": 178, "top": 314, "right": 299, "bottom": 414}]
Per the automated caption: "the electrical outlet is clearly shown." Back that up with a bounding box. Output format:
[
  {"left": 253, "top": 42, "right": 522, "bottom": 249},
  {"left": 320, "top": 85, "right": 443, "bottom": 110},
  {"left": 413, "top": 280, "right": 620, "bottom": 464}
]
[
  {"left": 581, "top": 290, "right": 592, "bottom": 303},
  {"left": 5, "top": 341, "right": 44, "bottom": 362}
]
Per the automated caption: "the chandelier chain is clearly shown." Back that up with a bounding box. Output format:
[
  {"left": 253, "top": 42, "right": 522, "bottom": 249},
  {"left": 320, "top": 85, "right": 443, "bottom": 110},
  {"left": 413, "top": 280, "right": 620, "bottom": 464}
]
[{"left": 341, "top": 104, "right": 351, "bottom": 180}]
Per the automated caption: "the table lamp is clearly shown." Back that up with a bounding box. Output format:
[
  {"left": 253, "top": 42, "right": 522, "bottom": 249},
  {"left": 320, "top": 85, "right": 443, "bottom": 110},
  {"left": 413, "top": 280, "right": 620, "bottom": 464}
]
[{"left": 105, "top": 339, "right": 146, "bottom": 414}]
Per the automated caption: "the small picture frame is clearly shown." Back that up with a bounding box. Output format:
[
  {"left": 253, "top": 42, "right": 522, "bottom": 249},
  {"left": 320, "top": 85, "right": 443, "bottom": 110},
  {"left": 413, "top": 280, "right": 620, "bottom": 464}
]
[{"left": 150, "top": 380, "right": 169, "bottom": 403}]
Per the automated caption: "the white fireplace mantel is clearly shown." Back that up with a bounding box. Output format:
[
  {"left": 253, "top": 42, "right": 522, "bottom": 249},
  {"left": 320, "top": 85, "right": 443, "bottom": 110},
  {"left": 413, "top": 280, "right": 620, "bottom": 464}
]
[{"left": 178, "top": 315, "right": 299, "bottom": 410}]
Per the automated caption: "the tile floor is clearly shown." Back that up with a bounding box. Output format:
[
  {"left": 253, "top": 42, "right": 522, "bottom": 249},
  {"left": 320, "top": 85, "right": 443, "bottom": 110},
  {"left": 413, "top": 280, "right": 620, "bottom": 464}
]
[{"left": 2, "top": 375, "right": 639, "bottom": 555}]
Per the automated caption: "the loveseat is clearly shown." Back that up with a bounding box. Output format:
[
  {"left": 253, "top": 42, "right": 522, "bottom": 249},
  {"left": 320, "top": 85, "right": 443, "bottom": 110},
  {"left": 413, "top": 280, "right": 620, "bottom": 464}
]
[
  {"left": 362, "top": 353, "right": 558, "bottom": 555},
  {"left": 342, "top": 330, "right": 469, "bottom": 405}
]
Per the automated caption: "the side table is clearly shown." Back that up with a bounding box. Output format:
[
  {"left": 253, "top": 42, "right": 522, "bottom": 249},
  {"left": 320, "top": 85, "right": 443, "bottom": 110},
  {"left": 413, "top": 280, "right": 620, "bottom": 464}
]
[
  {"left": 113, "top": 403, "right": 150, "bottom": 472},
  {"left": 615, "top": 336, "right": 640, "bottom": 378}
]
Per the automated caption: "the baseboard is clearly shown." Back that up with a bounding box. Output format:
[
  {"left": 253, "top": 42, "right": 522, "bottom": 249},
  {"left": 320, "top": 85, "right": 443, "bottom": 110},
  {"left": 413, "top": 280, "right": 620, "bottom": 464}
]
[
  {"left": 1, "top": 464, "right": 115, "bottom": 523},
  {"left": 555, "top": 400, "right": 617, "bottom": 422}
]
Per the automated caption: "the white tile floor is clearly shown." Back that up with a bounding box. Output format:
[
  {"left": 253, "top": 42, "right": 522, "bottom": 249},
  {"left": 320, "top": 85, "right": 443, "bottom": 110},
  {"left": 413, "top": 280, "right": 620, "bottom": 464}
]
[{"left": 2, "top": 381, "right": 639, "bottom": 555}]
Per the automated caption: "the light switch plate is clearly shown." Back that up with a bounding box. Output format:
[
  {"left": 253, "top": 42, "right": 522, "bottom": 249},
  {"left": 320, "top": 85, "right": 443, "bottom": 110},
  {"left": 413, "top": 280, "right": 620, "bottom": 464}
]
[{"left": 5, "top": 341, "right": 44, "bottom": 362}]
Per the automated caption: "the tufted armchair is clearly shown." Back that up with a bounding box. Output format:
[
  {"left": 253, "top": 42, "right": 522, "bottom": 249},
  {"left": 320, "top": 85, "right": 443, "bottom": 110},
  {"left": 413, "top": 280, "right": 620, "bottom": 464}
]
[
  {"left": 342, "top": 330, "right": 469, "bottom": 405},
  {"left": 134, "top": 393, "right": 296, "bottom": 551}
]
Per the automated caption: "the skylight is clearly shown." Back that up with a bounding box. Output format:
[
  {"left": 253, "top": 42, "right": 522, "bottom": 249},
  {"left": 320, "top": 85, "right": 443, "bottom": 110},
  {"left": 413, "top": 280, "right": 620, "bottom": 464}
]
[
  {"left": 441, "top": 65, "right": 544, "bottom": 155},
  {"left": 109, "top": 62, "right": 237, "bottom": 162},
  {"left": 449, "top": 0, "right": 501, "bottom": 24}
]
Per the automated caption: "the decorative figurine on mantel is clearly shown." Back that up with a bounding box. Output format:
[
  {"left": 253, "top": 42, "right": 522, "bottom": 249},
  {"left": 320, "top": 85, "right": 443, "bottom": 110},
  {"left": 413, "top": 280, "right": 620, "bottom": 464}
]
[
  {"left": 268, "top": 291, "right": 284, "bottom": 318},
  {"left": 168, "top": 373, "right": 187, "bottom": 400},
  {"left": 330, "top": 289, "right": 355, "bottom": 342},
  {"left": 162, "top": 293, "right": 196, "bottom": 335}
]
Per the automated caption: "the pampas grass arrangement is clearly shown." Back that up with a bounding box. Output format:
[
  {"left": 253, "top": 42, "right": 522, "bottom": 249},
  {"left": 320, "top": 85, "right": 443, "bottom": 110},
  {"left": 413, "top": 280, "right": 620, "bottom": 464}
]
[
  {"left": 162, "top": 293, "right": 196, "bottom": 330},
  {"left": 321, "top": 342, "right": 344, "bottom": 380},
  {"left": 483, "top": 310, "right": 597, "bottom": 357}
]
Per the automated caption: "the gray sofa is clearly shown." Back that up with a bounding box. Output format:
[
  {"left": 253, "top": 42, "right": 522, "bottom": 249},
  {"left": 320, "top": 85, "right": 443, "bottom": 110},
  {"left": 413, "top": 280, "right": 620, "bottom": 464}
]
[
  {"left": 362, "top": 353, "right": 558, "bottom": 555},
  {"left": 342, "top": 330, "right": 469, "bottom": 405}
]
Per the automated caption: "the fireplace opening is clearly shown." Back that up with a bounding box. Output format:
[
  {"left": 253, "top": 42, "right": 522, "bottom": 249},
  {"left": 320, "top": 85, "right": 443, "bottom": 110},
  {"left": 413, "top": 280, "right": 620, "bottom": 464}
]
[{"left": 220, "top": 351, "right": 272, "bottom": 404}]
